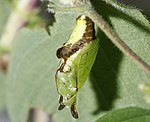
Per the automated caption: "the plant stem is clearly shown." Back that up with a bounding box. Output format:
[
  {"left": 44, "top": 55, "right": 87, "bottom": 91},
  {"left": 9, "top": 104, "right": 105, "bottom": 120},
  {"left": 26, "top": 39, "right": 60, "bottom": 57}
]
[
  {"left": 48, "top": 3, "right": 85, "bottom": 13},
  {"left": 0, "top": 0, "right": 38, "bottom": 53}
]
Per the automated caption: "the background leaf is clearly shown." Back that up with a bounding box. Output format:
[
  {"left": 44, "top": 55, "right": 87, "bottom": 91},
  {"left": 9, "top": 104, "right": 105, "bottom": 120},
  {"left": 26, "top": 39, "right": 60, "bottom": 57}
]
[
  {"left": 95, "top": 107, "right": 150, "bottom": 122},
  {"left": 91, "top": 0, "right": 150, "bottom": 111},
  {"left": 6, "top": 1, "right": 150, "bottom": 122},
  {"left": 0, "top": 72, "right": 6, "bottom": 110}
]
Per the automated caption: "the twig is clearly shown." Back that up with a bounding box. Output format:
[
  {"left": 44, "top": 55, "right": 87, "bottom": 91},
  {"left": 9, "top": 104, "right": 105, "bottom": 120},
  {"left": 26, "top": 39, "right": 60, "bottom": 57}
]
[{"left": 0, "top": 0, "right": 38, "bottom": 52}]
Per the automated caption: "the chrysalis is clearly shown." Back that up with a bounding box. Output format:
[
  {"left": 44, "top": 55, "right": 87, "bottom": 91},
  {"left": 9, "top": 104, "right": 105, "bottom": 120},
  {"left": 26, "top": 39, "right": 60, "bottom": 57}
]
[{"left": 55, "top": 15, "right": 99, "bottom": 119}]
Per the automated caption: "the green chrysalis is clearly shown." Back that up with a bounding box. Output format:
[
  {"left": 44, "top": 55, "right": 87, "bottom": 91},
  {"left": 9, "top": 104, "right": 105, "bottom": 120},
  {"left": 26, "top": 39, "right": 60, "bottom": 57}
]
[{"left": 55, "top": 15, "right": 99, "bottom": 119}]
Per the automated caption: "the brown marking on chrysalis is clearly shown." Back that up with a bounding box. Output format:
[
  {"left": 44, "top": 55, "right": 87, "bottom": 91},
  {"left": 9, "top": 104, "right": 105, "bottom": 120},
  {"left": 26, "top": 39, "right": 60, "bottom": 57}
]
[
  {"left": 71, "top": 104, "right": 78, "bottom": 119},
  {"left": 56, "top": 15, "right": 95, "bottom": 60},
  {"left": 56, "top": 15, "right": 95, "bottom": 73},
  {"left": 58, "top": 62, "right": 66, "bottom": 72},
  {"left": 83, "top": 16, "right": 95, "bottom": 43},
  {"left": 56, "top": 44, "right": 72, "bottom": 60},
  {"left": 58, "top": 95, "right": 65, "bottom": 110}
]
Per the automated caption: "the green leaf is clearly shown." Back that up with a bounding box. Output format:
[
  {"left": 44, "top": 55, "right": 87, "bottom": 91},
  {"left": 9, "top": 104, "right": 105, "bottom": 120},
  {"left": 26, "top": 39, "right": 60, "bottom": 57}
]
[
  {"left": 0, "top": 71, "right": 6, "bottom": 110},
  {"left": 95, "top": 107, "right": 150, "bottom": 122},
  {"left": 6, "top": 1, "right": 150, "bottom": 122},
  {"left": 91, "top": 0, "right": 150, "bottom": 111}
]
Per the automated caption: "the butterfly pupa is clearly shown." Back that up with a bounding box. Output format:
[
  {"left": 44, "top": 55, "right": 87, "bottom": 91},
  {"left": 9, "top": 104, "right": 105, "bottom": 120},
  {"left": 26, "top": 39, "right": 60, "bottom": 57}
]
[{"left": 55, "top": 15, "right": 99, "bottom": 119}]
